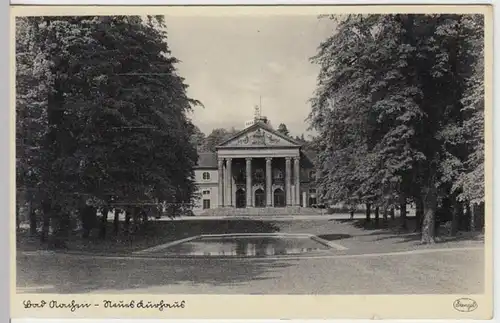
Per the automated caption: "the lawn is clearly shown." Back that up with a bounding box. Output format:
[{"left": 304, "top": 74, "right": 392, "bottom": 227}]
[
  {"left": 16, "top": 219, "right": 283, "bottom": 254},
  {"left": 17, "top": 247, "right": 484, "bottom": 294},
  {"left": 17, "top": 216, "right": 484, "bottom": 255},
  {"left": 17, "top": 216, "right": 485, "bottom": 294}
]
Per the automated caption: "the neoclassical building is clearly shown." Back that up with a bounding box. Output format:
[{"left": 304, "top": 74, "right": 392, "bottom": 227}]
[{"left": 193, "top": 116, "right": 318, "bottom": 215}]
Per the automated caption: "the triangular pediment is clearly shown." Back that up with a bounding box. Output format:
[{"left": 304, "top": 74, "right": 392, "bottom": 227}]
[{"left": 217, "top": 123, "right": 300, "bottom": 149}]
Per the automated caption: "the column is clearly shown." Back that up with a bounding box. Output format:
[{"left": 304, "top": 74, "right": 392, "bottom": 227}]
[
  {"left": 218, "top": 158, "right": 224, "bottom": 207},
  {"left": 266, "top": 157, "right": 272, "bottom": 207},
  {"left": 285, "top": 157, "right": 292, "bottom": 206},
  {"left": 226, "top": 158, "right": 233, "bottom": 207},
  {"left": 294, "top": 157, "right": 300, "bottom": 206},
  {"left": 246, "top": 158, "right": 252, "bottom": 208}
]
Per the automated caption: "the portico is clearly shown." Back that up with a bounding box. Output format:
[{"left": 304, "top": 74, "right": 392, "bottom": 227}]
[
  {"left": 193, "top": 120, "right": 317, "bottom": 215},
  {"left": 214, "top": 121, "right": 303, "bottom": 209},
  {"left": 216, "top": 155, "right": 301, "bottom": 208}
]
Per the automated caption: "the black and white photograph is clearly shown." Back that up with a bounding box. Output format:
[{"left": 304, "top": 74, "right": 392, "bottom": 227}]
[{"left": 13, "top": 6, "right": 492, "bottom": 318}]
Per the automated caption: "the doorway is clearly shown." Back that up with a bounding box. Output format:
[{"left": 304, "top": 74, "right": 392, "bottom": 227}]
[
  {"left": 273, "top": 188, "right": 285, "bottom": 207},
  {"left": 309, "top": 197, "right": 317, "bottom": 207},
  {"left": 254, "top": 188, "right": 265, "bottom": 207},
  {"left": 235, "top": 188, "right": 246, "bottom": 208}
]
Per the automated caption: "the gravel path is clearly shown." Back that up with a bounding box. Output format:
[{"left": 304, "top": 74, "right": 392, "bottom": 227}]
[{"left": 17, "top": 248, "right": 484, "bottom": 294}]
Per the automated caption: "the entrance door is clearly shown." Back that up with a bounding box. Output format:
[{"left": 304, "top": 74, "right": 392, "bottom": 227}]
[
  {"left": 235, "top": 189, "right": 246, "bottom": 208},
  {"left": 273, "top": 188, "right": 285, "bottom": 207},
  {"left": 254, "top": 189, "right": 265, "bottom": 207}
]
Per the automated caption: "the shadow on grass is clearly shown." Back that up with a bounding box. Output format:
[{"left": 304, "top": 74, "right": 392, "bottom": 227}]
[
  {"left": 335, "top": 218, "right": 417, "bottom": 230},
  {"left": 17, "top": 220, "right": 282, "bottom": 254},
  {"left": 334, "top": 217, "right": 484, "bottom": 245},
  {"left": 375, "top": 231, "right": 485, "bottom": 244},
  {"left": 316, "top": 234, "right": 352, "bottom": 241},
  {"left": 17, "top": 253, "right": 294, "bottom": 294}
]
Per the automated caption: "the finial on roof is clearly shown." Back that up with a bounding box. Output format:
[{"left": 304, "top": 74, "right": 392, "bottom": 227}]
[{"left": 254, "top": 104, "right": 261, "bottom": 119}]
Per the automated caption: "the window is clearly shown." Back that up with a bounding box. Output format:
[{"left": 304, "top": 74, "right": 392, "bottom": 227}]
[
  {"left": 202, "top": 172, "right": 211, "bottom": 180},
  {"left": 273, "top": 169, "right": 284, "bottom": 179},
  {"left": 309, "top": 188, "right": 317, "bottom": 194},
  {"left": 309, "top": 171, "right": 316, "bottom": 180},
  {"left": 202, "top": 199, "right": 211, "bottom": 209},
  {"left": 202, "top": 190, "right": 210, "bottom": 195},
  {"left": 255, "top": 168, "right": 264, "bottom": 181}
]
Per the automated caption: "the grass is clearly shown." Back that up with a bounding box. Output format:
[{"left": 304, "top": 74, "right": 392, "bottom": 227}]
[
  {"left": 16, "top": 219, "right": 282, "bottom": 254},
  {"left": 17, "top": 215, "right": 483, "bottom": 255},
  {"left": 17, "top": 245, "right": 484, "bottom": 294},
  {"left": 336, "top": 217, "right": 419, "bottom": 232}
]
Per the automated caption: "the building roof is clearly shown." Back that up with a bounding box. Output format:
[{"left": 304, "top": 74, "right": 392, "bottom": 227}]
[
  {"left": 302, "top": 149, "right": 317, "bottom": 161},
  {"left": 194, "top": 149, "right": 318, "bottom": 169},
  {"left": 216, "top": 121, "right": 301, "bottom": 149},
  {"left": 301, "top": 149, "right": 317, "bottom": 168},
  {"left": 194, "top": 152, "right": 218, "bottom": 169}
]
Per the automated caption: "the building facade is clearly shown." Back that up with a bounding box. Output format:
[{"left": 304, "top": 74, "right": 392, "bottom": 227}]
[{"left": 193, "top": 120, "right": 318, "bottom": 214}]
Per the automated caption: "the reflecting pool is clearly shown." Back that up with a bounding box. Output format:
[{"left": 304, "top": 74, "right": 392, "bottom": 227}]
[{"left": 150, "top": 234, "right": 332, "bottom": 257}]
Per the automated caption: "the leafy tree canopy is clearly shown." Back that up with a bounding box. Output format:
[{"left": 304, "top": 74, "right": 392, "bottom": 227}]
[{"left": 309, "top": 14, "right": 484, "bottom": 242}]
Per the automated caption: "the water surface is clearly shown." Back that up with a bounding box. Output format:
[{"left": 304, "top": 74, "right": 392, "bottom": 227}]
[{"left": 154, "top": 235, "right": 331, "bottom": 257}]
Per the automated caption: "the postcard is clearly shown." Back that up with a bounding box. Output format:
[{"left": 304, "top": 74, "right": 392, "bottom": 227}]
[{"left": 11, "top": 4, "right": 493, "bottom": 319}]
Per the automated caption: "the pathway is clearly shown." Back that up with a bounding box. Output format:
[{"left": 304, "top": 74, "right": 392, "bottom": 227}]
[{"left": 16, "top": 217, "right": 484, "bottom": 294}]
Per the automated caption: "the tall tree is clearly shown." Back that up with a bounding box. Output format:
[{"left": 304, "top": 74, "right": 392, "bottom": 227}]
[
  {"left": 452, "top": 15, "right": 485, "bottom": 205},
  {"left": 72, "top": 16, "right": 200, "bottom": 208},
  {"left": 201, "top": 128, "right": 239, "bottom": 152},
  {"left": 189, "top": 125, "right": 206, "bottom": 149},
  {"left": 16, "top": 17, "right": 52, "bottom": 236},
  {"left": 310, "top": 14, "right": 484, "bottom": 243},
  {"left": 16, "top": 16, "right": 201, "bottom": 245},
  {"left": 277, "top": 123, "right": 290, "bottom": 136}
]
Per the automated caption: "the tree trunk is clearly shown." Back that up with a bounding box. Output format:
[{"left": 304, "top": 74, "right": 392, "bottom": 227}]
[
  {"left": 132, "top": 207, "right": 141, "bottom": 233},
  {"left": 47, "top": 204, "right": 68, "bottom": 249},
  {"left": 470, "top": 203, "right": 476, "bottom": 232},
  {"left": 451, "top": 200, "right": 462, "bottom": 236},
  {"left": 81, "top": 205, "right": 96, "bottom": 239},
  {"left": 16, "top": 203, "right": 20, "bottom": 231},
  {"left": 40, "top": 201, "right": 51, "bottom": 243},
  {"left": 414, "top": 198, "right": 424, "bottom": 233},
  {"left": 399, "top": 195, "right": 407, "bottom": 230},
  {"left": 421, "top": 185, "right": 438, "bottom": 244},
  {"left": 477, "top": 202, "right": 485, "bottom": 231},
  {"left": 383, "top": 208, "right": 388, "bottom": 221},
  {"left": 349, "top": 210, "right": 354, "bottom": 220},
  {"left": 113, "top": 209, "right": 120, "bottom": 235},
  {"left": 82, "top": 227, "right": 90, "bottom": 239},
  {"left": 142, "top": 209, "right": 149, "bottom": 230},
  {"left": 124, "top": 211, "right": 131, "bottom": 234},
  {"left": 374, "top": 206, "right": 380, "bottom": 226},
  {"left": 390, "top": 207, "right": 395, "bottom": 220},
  {"left": 98, "top": 207, "right": 108, "bottom": 239},
  {"left": 464, "top": 203, "right": 472, "bottom": 231},
  {"left": 52, "top": 210, "right": 69, "bottom": 249},
  {"left": 365, "top": 203, "right": 371, "bottom": 222},
  {"left": 29, "top": 204, "right": 37, "bottom": 237}
]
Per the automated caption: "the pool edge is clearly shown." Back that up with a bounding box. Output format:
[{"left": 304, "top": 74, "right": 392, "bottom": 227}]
[{"left": 134, "top": 232, "right": 348, "bottom": 254}]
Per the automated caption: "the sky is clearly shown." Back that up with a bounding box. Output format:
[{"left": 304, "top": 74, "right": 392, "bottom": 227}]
[{"left": 164, "top": 15, "right": 337, "bottom": 138}]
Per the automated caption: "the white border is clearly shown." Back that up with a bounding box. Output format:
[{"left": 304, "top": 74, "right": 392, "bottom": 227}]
[
  {"left": 6, "top": 1, "right": 498, "bottom": 322},
  {"left": 8, "top": 0, "right": 496, "bottom": 5},
  {"left": 4, "top": 1, "right": 11, "bottom": 323},
  {"left": 492, "top": 1, "right": 498, "bottom": 321}
]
